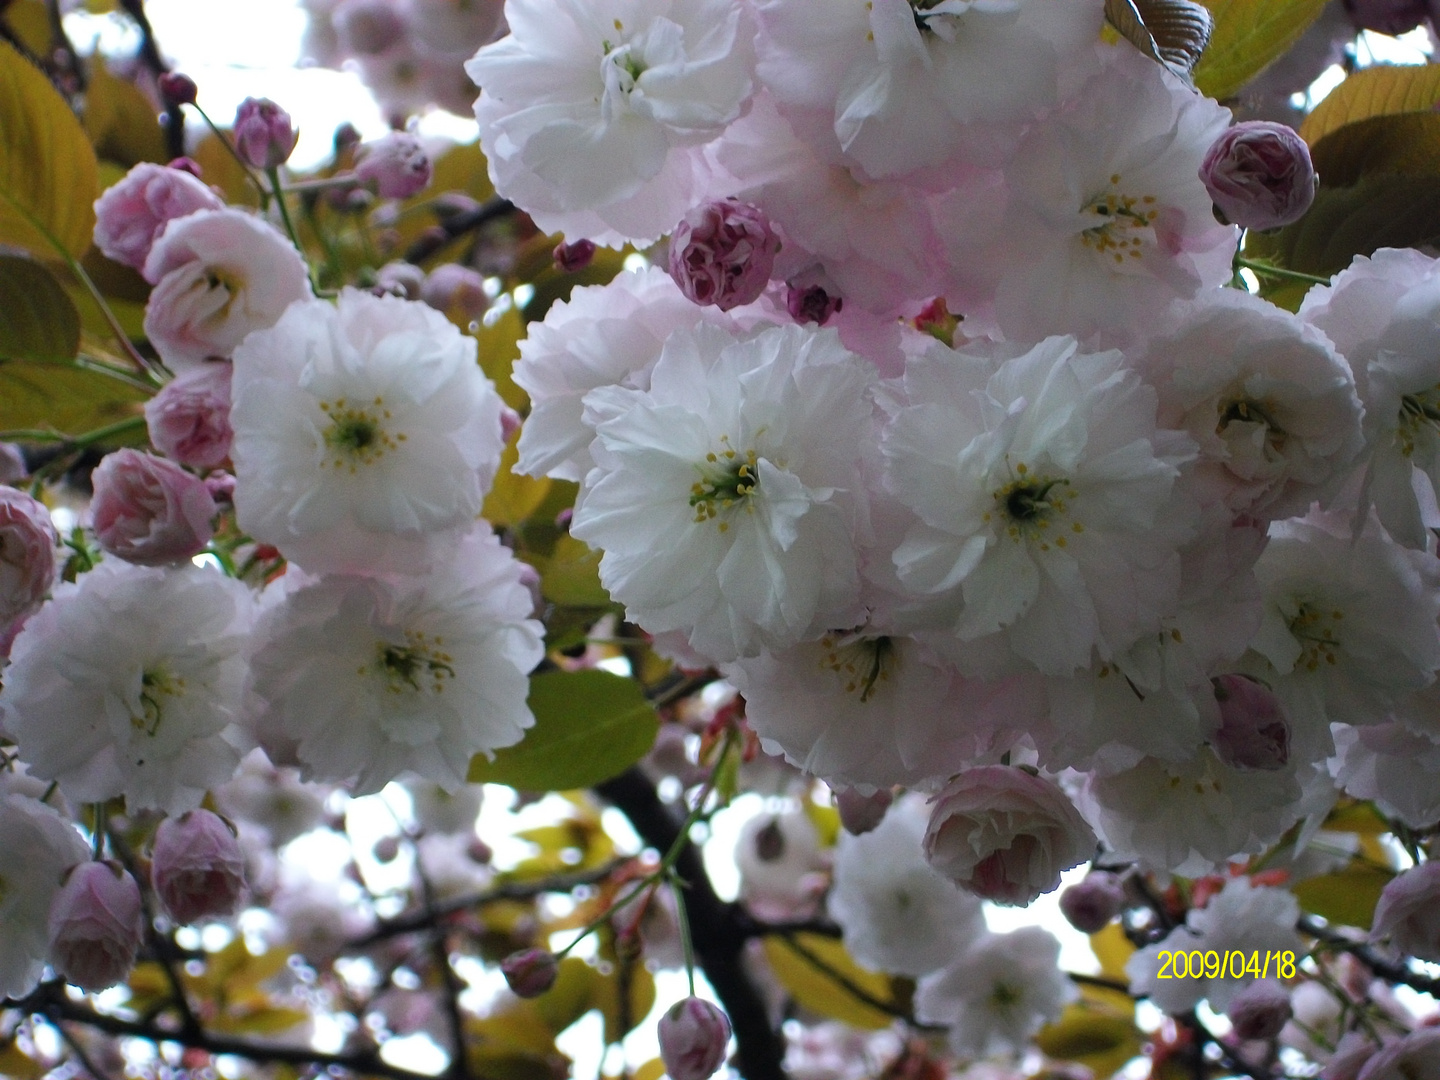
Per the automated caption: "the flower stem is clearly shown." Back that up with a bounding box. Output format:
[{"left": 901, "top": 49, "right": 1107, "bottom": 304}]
[{"left": 1235, "top": 257, "right": 1332, "bottom": 287}]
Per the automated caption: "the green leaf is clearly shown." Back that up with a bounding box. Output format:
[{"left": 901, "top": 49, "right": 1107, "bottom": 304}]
[
  {"left": 1309, "top": 112, "right": 1440, "bottom": 187},
  {"left": 532, "top": 535, "right": 611, "bottom": 609},
  {"left": 1301, "top": 64, "right": 1440, "bottom": 147},
  {"left": 468, "top": 670, "right": 659, "bottom": 791},
  {"left": 1244, "top": 175, "right": 1440, "bottom": 306},
  {"left": 84, "top": 65, "right": 169, "bottom": 168},
  {"left": 1036, "top": 1001, "right": 1144, "bottom": 1078},
  {"left": 0, "top": 360, "right": 147, "bottom": 433},
  {"left": 1193, "top": 0, "right": 1329, "bottom": 101},
  {"left": 0, "top": 40, "right": 101, "bottom": 258},
  {"left": 1105, "top": 0, "right": 1213, "bottom": 78},
  {"left": 0, "top": 254, "right": 80, "bottom": 362},
  {"left": 1294, "top": 864, "right": 1393, "bottom": 928}
]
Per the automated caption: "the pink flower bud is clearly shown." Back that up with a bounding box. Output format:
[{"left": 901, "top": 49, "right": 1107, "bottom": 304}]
[
  {"left": 158, "top": 72, "right": 198, "bottom": 107},
  {"left": 204, "top": 471, "right": 236, "bottom": 504},
  {"left": 1211, "top": 674, "right": 1291, "bottom": 771},
  {"left": 145, "top": 364, "right": 234, "bottom": 470},
  {"left": 355, "top": 132, "right": 433, "bottom": 200},
  {"left": 500, "top": 948, "right": 558, "bottom": 998},
  {"left": 168, "top": 157, "right": 203, "bottom": 178},
  {"left": 234, "top": 98, "right": 298, "bottom": 170},
  {"left": 0, "top": 443, "right": 25, "bottom": 485},
  {"left": 658, "top": 997, "right": 730, "bottom": 1080},
  {"left": 151, "top": 810, "right": 247, "bottom": 925},
  {"left": 0, "top": 486, "right": 58, "bottom": 628},
  {"left": 833, "top": 786, "right": 892, "bottom": 836},
  {"left": 421, "top": 264, "right": 489, "bottom": 323},
  {"left": 374, "top": 260, "right": 426, "bottom": 299},
  {"left": 1059, "top": 870, "right": 1127, "bottom": 933},
  {"left": 785, "top": 271, "right": 843, "bottom": 326},
  {"left": 90, "top": 449, "right": 216, "bottom": 566},
  {"left": 554, "top": 239, "right": 596, "bottom": 273},
  {"left": 1371, "top": 861, "right": 1440, "bottom": 962},
  {"left": 923, "top": 766, "right": 1096, "bottom": 907},
  {"left": 1200, "top": 122, "right": 1317, "bottom": 231},
  {"left": 334, "top": 0, "right": 408, "bottom": 55},
  {"left": 668, "top": 199, "right": 779, "bottom": 311},
  {"left": 93, "top": 162, "right": 224, "bottom": 273},
  {"left": 48, "top": 861, "right": 146, "bottom": 993},
  {"left": 1342, "top": 0, "right": 1428, "bottom": 35},
  {"left": 1226, "top": 978, "right": 1291, "bottom": 1040}
]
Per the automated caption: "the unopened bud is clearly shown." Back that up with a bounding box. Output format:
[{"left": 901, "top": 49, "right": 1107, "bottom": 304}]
[
  {"left": 158, "top": 72, "right": 198, "bottom": 107},
  {"left": 501, "top": 948, "right": 558, "bottom": 998},
  {"left": 355, "top": 132, "right": 432, "bottom": 200},
  {"left": 658, "top": 997, "right": 731, "bottom": 1080},
  {"left": 833, "top": 787, "right": 892, "bottom": 836},
  {"left": 374, "top": 260, "right": 426, "bottom": 300},
  {"left": 167, "top": 156, "right": 203, "bottom": 178},
  {"left": 204, "top": 471, "right": 237, "bottom": 504},
  {"left": 151, "top": 809, "right": 247, "bottom": 924},
  {"left": 48, "top": 861, "right": 146, "bottom": 992},
  {"left": 554, "top": 238, "right": 596, "bottom": 273},
  {"left": 90, "top": 448, "right": 217, "bottom": 566},
  {"left": 1211, "top": 674, "right": 1291, "bottom": 771},
  {"left": 1200, "top": 122, "right": 1316, "bottom": 231},
  {"left": 421, "top": 264, "right": 489, "bottom": 323},
  {"left": 786, "top": 271, "right": 843, "bottom": 326},
  {"left": 1059, "top": 870, "right": 1127, "bottom": 933},
  {"left": 1226, "top": 978, "right": 1292, "bottom": 1041},
  {"left": 234, "top": 97, "right": 298, "bottom": 170},
  {"left": 668, "top": 199, "right": 779, "bottom": 311}
]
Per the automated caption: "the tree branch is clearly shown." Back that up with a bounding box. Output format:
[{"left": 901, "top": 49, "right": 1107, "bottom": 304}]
[
  {"left": 403, "top": 198, "right": 517, "bottom": 266},
  {"left": 596, "top": 768, "right": 789, "bottom": 1080},
  {"left": 1300, "top": 915, "right": 1440, "bottom": 997},
  {"left": 115, "top": 0, "right": 184, "bottom": 159}
]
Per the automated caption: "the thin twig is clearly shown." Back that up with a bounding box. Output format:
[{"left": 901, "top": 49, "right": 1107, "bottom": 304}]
[
  {"left": 773, "top": 933, "right": 942, "bottom": 1032},
  {"left": 402, "top": 198, "right": 517, "bottom": 265}
]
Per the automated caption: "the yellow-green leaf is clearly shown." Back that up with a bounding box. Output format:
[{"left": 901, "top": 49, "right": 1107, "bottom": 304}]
[
  {"left": 0, "top": 361, "right": 147, "bottom": 433},
  {"left": 0, "top": 1042, "right": 44, "bottom": 1080},
  {"left": 1193, "top": 0, "right": 1329, "bottom": 101},
  {"left": 476, "top": 305, "right": 527, "bottom": 411},
  {"left": 84, "top": 65, "right": 168, "bottom": 168},
  {"left": 0, "top": 40, "right": 100, "bottom": 258},
  {"left": 531, "top": 535, "right": 610, "bottom": 609},
  {"left": 3, "top": 0, "right": 53, "bottom": 56},
  {"left": 0, "top": 254, "right": 80, "bottom": 362},
  {"left": 1309, "top": 112, "right": 1440, "bottom": 187},
  {"left": 191, "top": 132, "right": 261, "bottom": 208},
  {"left": 1036, "top": 1001, "right": 1145, "bottom": 1078},
  {"left": 485, "top": 432, "right": 552, "bottom": 528},
  {"left": 468, "top": 670, "right": 659, "bottom": 791},
  {"left": 1294, "top": 863, "right": 1393, "bottom": 928},
  {"left": 592, "top": 961, "right": 656, "bottom": 1043},
  {"left": 762, "top": 934, "right": 898, "bottom": 1031},
  {"left": 1301, "top": 64, "right": 1440, "bottom": 147},
  {"left": 1090, "top": 923, "right": 1137, "bottom": 984}
]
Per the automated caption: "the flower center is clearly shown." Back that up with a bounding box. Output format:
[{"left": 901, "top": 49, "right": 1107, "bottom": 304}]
[
  {"left": 371, "top": 630, "right": 456, "bottom": 696},
  {"left": 1398, "top": 385, "right": 1440, "bottom": 457},
  {"left": 989, "top": 981, "right": 1022, "bottom": 1009},
  {"left": 1218, "top": 397, "right": 1287, "bottom": 451},
  {"left": 319, "top": 396, "right": 405, "bottom": 472},
  {"left": 1079, "top": 176, "right": 1160, "bottom": 265},
  {"left": 986, "top": 461, "right": 1081, "bottom": 552},
  {"left": 819, "top": 631, "right": 896, "bottom": 703},
  {"left": 690, "top": 437, "right": 760, "bottom": 533},
  {"left": 1288, "top": 602, "right": 1343, "bottom": 672},
  {"left": 132, "top": 666, "right": 185, "bottom": 736}
]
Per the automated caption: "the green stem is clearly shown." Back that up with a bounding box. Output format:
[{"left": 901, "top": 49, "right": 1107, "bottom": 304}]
[
  {"left": 267, "top": 167, "right": 316, "bottom": 293},
  {"left": 669, "top": 870, "right": 697, "bottom": 997},
  {"left": 91, "top": 803, "right": 108, "bottom": 860},
  {"left": 282, "top": 173, "right": 361, "bottom": 194},
  {"left": 190, "top": 104, "right": 268, "bottom": 198},
  {"left": 1235, "top": 257, "right": 1332, "bottom": 287}
]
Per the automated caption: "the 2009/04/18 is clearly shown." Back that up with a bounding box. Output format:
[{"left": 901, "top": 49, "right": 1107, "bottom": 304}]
[{"left": 1155, "top": 950, "right": 1298, "bottom": 980}]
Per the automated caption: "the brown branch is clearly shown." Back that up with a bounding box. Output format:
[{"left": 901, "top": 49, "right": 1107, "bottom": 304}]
[
  {"left": 403, "top": 197, "right": 517, "bottom": 265},
  {"left": 1300, "top": 915, "right": 1440, "bottom": 997},
  {"left": 115, "top": 0, "right": 184, "bottom": 159}
]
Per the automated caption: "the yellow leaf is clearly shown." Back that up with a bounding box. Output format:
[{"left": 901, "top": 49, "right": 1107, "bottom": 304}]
[
  {"left": 631, "top": 1059, "right": 666, "bottom": 1080},
  {"left": 1035, "top": 1001, "right": 1144, "bottom": 1078},
  {"left": 1309, "top": 113, "right": 1440, "bottom": 188},
  {"left": 762, "top": 934, "right": 898, "bottom": 1030},
  {"left": 592, "top": 961, "right": 656, "bottom": 1043},
  {"left": 210, "top": 1006, "right": 310, "bottom": 1037},
  {"left": 1193, "top": 0, "right": 1329, "bottom": 101},
  {"left": 485, "top": 431, "right": 552, "bottom": 528},
  {"left": 1325, "top": 799, "right": 1396, "bottom": 836},
  {"left": 0, "top": 1042, "right": 45, "bottom": 1080},
  {"left": 476, "top": 305, "right": 527, "bottom": 411},
  {"left": 191, "top": 132, "right": 261, "bottom": 208},
  {"left": 1090, "top": 923, "right": 1137, "bottom": 984},
  {"left": 1301, "top": 64, "right": 1440, "bottom": 147},
  {"left": 84, "top": 65, "right": 168, "bottom": 168},
  {"left": 1294, "top": 863, "right": 1393, "bottom": 928},
  {"left": 0, "top": 40, "right": 101, "bottom": 258},
  {"left": 4, "top": 0, "right": 52, "bottom": 56}
]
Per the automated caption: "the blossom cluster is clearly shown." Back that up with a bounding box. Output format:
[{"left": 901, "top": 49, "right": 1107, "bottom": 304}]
[{"left": 470, "top": 0, "right": 1440, "bottom": 970}]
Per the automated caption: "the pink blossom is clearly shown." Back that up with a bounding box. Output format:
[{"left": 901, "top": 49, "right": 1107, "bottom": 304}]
[
  {"left": 668, "top": 199, "right": 780, "bottom": 311},
  {"left": 1211, "top": 674, "right": 1291, "bottom": 771},
  {"left": 145, "top": 364, "right": 234, "bottom": 469},
  {"left": 1059, "top": 871, "right": 1127, "bottom": 933},
  {"left": 355, "top": 132, "right": 432, "bottom": 199},
  {"left": 0, "top": 486, "right": 57, "bottom": 628},
  {"left": 658, "top": 997, "right": 731, "bottom": 1080},
  {"left": 1226, "top": 979, "right": 1292, "bottom": 1040},
  {"left": 553, "top": 239, "right": 596, "bottom": 273},
  {"left": 1200, "top": 122, "right": 1317, "bottom": 231},
  {"left": 47, "top": 861, "right": 146, "bottom": 993},
  {"left": 333, "top": 0, "right": 406, "bottom": 54},
  {"left": 834, "top": 787, "right": 892, "bottom": 836},
  {"left": 421, "top": 264, "right": 489, "bottom": 323},
  {"left": 233, "top": 97, "right": 297, "bottom": 170},
  {"left": 93, "top": 162, "right": 224, "bottom": 273},
  {"left": 151, "top": 809, "right": 247, "bottom": 924},
  {"left": 923, "top": 766, "right": 1096, "bottom": 907},
  {"left": 500, "top": 948, "right": 558, "bottom": 998},
  {"left": 90, "top": 449, "right": 216, "bottom": 566},
  {"left": 1370, "top": 861, "right": 1440, "bottom": 962}
]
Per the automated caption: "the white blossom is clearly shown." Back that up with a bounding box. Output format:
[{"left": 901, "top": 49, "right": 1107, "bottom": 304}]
[
  {"left": 571, "top": 323, "right": 875, "bottom": 664},
  {"left": 246, "top": 527, "right": 544, "bottom": 794},
  {"left": 231, "top": 289, "right": 507, "bottom": 575},
  {"left": 0, "top": 562, "right": 251, "bottom": 814}
]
